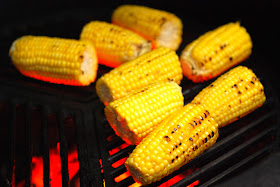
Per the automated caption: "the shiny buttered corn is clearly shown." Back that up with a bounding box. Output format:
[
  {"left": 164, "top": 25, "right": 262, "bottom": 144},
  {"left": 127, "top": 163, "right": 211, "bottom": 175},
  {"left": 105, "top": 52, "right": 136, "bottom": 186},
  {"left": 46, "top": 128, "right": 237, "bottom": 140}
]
[
  {"left": 125, "top": 66, "right": 266, "bottom": 185},
  {"left": 112, "top": 5, "right": 183, "bottom": 51},
  {"left": 9, "top": 36, "right": 98, "bottom": 86},
  {"left": 80, "top": 21, "right": 151, "bottom": 68},
  {"left": 192, "top": 66, "right": 266, "bottom": 128},
  {"left": 96, "top": 47, "right": 183, "bottom": 105},
  {"left": 180, "top": 22, "right": 252, "bottom": 82},
  {"left": 105, "top": 82, "right": 184, "bottom": 145}
]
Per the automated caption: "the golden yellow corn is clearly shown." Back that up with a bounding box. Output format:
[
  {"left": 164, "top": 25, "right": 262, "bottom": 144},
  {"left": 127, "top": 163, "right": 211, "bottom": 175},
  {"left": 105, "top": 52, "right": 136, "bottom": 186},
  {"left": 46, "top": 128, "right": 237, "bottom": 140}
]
[
  {"left": 96, "top": 47, "right": 183, "bottom": 105},
  {"left": 9, "top": 36, "right": 98, "bottom": 86},
  {"left": 105, "top": 81, "right": 184, "bottom": 145},
  {"left": 112, "top": 5, "right": 183, "bottom": 51},
  {"left": 126, "top": 103, "right": 219, "bottom": 185},
  {"left": 125, "top": 66, "right": 266, "bottom": 185},
  {"left": 80, "top": 21, "right": 151, "bottom": 68},
  {"left": 180, "top": 22, "right": 252, "bottom": 82},
  {"left": 192, "top": 66, "right": 266, "bottom": 128}
]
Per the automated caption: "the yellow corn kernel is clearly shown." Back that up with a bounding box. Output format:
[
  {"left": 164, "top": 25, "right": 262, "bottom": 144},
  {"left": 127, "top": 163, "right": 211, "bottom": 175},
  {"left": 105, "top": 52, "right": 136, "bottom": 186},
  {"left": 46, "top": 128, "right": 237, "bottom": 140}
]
[
  {"left": 9, "top": 35, "right": 98, "bottom": 86},
  {"left": 192, "top": 66, "right": 266, "bottom": 127},
  {"left": 125, "top": 103, "right": 219, "bottom": 185},
  {"left": 80, "top": 21, "right": 151, "bottom": 68},
  {"left": 105, "top": 81, "right": 184, "bottom": 145},
  {"left": 112, "top": 5, "right": 183, "bottom": 51},
  {"left": 180, "top": 22, "right": 252, "bottom": 82},
  {"left": 96, "top": 47, "right": 183, "bottom": 105}
]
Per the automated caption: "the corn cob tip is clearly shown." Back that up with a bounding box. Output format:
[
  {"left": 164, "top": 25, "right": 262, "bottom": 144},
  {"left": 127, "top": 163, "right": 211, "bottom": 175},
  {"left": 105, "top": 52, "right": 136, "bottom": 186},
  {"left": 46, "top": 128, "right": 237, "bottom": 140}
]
[
  {"left": 180, "top": 22, "right": 252, "bottom": 82},
  {"left": 9, "top": 36, "right": 98, "bottom": 86}
]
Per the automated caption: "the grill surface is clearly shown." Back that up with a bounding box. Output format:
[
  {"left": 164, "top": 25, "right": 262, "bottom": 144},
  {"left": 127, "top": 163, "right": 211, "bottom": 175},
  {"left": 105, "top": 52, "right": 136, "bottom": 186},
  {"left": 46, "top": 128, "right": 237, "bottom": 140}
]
[{"left": 0, "top": 6, "right": 279, "bottom": 187}]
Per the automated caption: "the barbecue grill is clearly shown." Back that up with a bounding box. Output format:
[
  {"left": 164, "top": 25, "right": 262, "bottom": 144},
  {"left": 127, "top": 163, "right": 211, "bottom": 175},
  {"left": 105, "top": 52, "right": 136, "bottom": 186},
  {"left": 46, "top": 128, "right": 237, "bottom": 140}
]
[{"left": 0, "top": 2, "right": 279, "bottom": 187}]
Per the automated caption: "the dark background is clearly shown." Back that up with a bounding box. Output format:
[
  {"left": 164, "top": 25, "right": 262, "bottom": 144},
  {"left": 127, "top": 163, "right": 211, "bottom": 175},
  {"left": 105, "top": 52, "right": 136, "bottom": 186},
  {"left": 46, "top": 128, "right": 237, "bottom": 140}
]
[{"left": 0, "top": 0, "right": 279, "bottom": 93}]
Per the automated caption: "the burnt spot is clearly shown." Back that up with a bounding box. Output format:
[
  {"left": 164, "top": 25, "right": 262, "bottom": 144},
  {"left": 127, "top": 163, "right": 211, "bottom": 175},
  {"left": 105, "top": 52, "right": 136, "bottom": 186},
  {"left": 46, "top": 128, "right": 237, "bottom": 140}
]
[
  {"left": 197, "top": 119, "right": 202, "bottom": 124},
  {"left": 81, "top": 70, "right": 84, "bottom": 75},
  {"left": 110, "top": 41, "right": 114, "bottom": 44},
  {"left": 205, "top": 138, "right": 208, "bottom": 143},
  {"left": 79, "top": 55, "right": 84, "bottom": 60},
  {"left": 196, "top": 132, "right": 198, "bottom": 136},
  {"left": 190, "top": 123, "right": 194, "bottom": 128},
  {"left": 171, "top": 131, "right": 174, "bottom": 134},
  {"left": 174, "top": 128, "right": 177, "bottom": 131},
  {"left": 164, "top": 136, "right": 171, "bottom": 142},
  {"left": 195, "top": 146, "right": 198, "bottom": 150},
  {"left": 251, "top": 81, "right": 255, "bottom": 84},
  {"left": 193, "top": 120, "right": 197, "bottom": 126},
  {"left": 229, "top": 57, "right": 233, "bottom": 61},
  {"left": 209, "top": 84, "right": 214, "bottom": 87},
  {"left": 245, "top": 86, "right": 248, "bottom": 90},
  {"left": 209, "top": 57, "right": 212, "bottom": 61},
  {"left": 177, "top": 125, "right": 181, "bottom": 129},
  {"left": 172, "top": 159, "right": 175, "bottom": 163},
  {"left": 179, "top": 142, "right": 182, "bottom": 146},
  {"left": 238, "top": 91, "right": 242, "bottom": 95},
  {"left": 220, "top": 45, "right": 224, "bottom": 50},
  {"left": 183, "top": 151, "right": 185, "bottom": 154},
  {"left": 206, "top": 110, "right": 210, "bottom": 115},
  {"left": 167, "top": 77, "right": 174, "bottom": 81},
  {"left": 189, "top": 137, "right": 193, "bottom": 141},
  {"left": 176, "top": 156, "right": 178, "bottom": 159},
  {"left": 234, "top": 84, "right": 238, "bottom": 88},
  {"left": 204, "top": 112, "right": 207, "bottom": 118},
  {"left": 192, "top": 147, "right": 195, "bottom": 151},
  {"left": 147, "top": 60, "right": 151, "bottom": 63},
  {"left": 175, "top": 144, "right": 178, "bottom": 148},
  {"left": 229, "top": 105, "right": 231, "bottom": 108},
  {"left": 208, "top": 134, "right": 211, "bottom": 138},
  {"left": 212, "top": 131, "right": 214, "bottom": 137},
  {"left": 200, "top": 116, "right": 204, "bottom": 120},
  {"left": 252, "top": 77, "right": 257, "bottom": 81},
  {"left": 146, "top": 73, "right": 149, "bottom": 76},
  {"left": 260, "top": 89, "right": 264, "bottom": 92}
]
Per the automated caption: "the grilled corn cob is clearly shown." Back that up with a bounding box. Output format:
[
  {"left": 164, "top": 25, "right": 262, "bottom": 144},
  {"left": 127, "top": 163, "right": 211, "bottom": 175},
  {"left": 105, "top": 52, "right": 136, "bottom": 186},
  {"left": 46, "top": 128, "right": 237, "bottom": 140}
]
[
  {"left": 80, "top": 21, "right": 152, "bottom": 68},
  {"left": 112, "top": 5, "right": 183, "bottom": 51},
  {"left": 105, "top": 81, "right": 184, "bottom": 145},
  {"left": 96, "top": 47, "right": 183, "bottom": 105},
  {"left": 125, "top": 66, "right": 266, "bottom": 185},
  {"left": 126, "top": 103, "right": 219, "bottom": 185},
  {"left": 180, "top": 22, "right": 252, "bottom": 82},
  {"left": 192, "top": 66, "right": 266, "bottom": 128},
  {"left": 9, "top": 36, "right": 98, "bottom": 86}
]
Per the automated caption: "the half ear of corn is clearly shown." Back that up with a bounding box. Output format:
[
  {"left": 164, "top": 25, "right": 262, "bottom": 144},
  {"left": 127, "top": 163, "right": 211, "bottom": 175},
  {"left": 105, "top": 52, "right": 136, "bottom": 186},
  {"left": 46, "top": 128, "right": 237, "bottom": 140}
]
[
  {"left": 125, "top": 66, "right": 265, "bottom": 185},
  {"left": 80, "top": 21, "right": 152, "bottom": 68},
  {"left": 96, "top": 47, "right": 183, "bottom": 105},
  {"left": 105, "top": 81, "right": 184, "bottom": 145},
  {"left": 126, "top": 103, "right": 219, "bottom": 185},
  {"left": 9, "top": 36, "right": 98, "bottom": 86},
  {"left": 180, "top": 22, "right": 252, "bottom": 82},
  {"left": 192, "top": 66, "right": 266, "bottom": 128},
  {"left": 112, "top": 5, "right": 183, "bottom": 51}
]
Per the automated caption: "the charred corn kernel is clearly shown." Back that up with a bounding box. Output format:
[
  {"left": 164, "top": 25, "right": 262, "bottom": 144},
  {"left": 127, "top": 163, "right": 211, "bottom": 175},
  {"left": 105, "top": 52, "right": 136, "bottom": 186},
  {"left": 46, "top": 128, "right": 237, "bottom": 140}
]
[
  {"left": 125, "top": 103, "right": 219, "bottom": 185},
  {"left": 192, "top": 66, "right": 266, "bottom": 127},
  {"left": 96, "top": 47, "right": 183, "bottom": 105},
  {"left": 180, "top": 22, "right": 252, "bottom": 82},
  {"left": 105, "top": 81, "right": 184, "bottom": 145},
  {"left": 112, "top": 5, "right": 183, "bottom": 51},
  {"left": 80, "top": 21, "right": 151, "bottom": 68},
  {"left": 9, "top": 36, "right": 98, "bottom": 86}
]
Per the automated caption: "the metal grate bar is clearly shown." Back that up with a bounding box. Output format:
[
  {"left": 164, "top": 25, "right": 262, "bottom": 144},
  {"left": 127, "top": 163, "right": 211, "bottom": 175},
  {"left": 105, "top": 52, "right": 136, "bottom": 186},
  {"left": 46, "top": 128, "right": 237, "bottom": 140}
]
[
  {"left": 200, "top": 145, "right": 272, "bottom": 187},
  {"left": 7, "top": 102, "right": 16, "bottom": 186},
  {"left": 42, "top": 106, "right": 50, "bottom": 187},
  {"left": 24, "top": 103, "right": 32, "bottom": 186},
  {"left": 111, "top": 165, "right": 127, "bottom": 178},
  {"left": 108, "top": 146, "right": 134, "bottom": 164},
  {"left": 74, "top": 111, "right": 90, "bottom": 186},
  {"left": 58, "top": 110, "right": 69, "bottom": 187},
  {"left": 114, "top": 175, "right": 135, "bottom": 187},
  {"left": 106, "top": 137, "right": 125, "bottom": 150}
]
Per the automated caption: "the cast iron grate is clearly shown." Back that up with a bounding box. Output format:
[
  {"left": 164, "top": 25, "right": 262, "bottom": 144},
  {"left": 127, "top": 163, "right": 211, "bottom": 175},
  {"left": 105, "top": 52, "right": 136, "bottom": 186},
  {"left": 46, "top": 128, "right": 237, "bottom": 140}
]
[
  {"left": 94, "top": 75, "right": 279, "bottom": 187},
  {"left": 0, "top": 78, "right": 103, "bottom": 187}
]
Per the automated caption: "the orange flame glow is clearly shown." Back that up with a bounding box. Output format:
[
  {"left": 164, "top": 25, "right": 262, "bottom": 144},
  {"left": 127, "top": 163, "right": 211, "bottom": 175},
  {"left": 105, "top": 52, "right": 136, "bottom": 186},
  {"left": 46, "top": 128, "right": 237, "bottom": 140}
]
[{"left": 17, "top": 143, "right": 79, "bottom": 187}]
